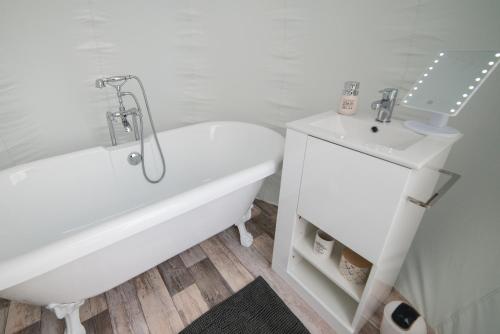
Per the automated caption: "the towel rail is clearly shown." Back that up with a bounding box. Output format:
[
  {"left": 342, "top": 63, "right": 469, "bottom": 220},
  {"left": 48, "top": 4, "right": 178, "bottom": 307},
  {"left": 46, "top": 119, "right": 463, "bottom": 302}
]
[{"left": 408, "top": 169, "right": 461, "bottom": 209}]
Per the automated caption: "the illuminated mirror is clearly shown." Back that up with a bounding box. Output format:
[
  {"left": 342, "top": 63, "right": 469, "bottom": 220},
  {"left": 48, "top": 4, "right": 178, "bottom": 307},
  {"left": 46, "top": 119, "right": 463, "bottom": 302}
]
[{"left": 402, "top": 50, "right": 500, "bottom": 136}]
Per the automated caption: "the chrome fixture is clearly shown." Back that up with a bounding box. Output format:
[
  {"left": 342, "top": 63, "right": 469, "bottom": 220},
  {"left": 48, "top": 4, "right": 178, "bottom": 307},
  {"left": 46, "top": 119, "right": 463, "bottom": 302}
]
[
  {"left": 95, "top": 75, "right": 132, "bottom": 89},
  {"left": 106, "top": 108, "right": 140, "bottom": 145},
  {"left": 371, "top": 88, "right": 398, "bottom": 123},
  {"left": 127, "top": 152, "right": 142, "bottom": 166},
  {"left": 408, "top": 169, "right": 461, "bottom": 209},
  {"left": 96, "top": 75, "right": 166, "bottom": 184},
  {"left": 97, "top": 75, "right": 139, "bottom": 141}
]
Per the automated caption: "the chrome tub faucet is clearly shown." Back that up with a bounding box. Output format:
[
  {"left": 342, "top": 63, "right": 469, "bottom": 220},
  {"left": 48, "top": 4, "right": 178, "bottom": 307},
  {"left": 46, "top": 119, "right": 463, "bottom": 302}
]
[
  {"left": 105, "top": 108, "right": 141, "bottom": 146},
  {"left": 371, "top": 88, "right": 398, "bottom": 123},
  {"left": 96, "top": 76, "right": 142, "bottom": 145},
  {"left": 95, "top": 75, "right": 167, "bottom": 183}
]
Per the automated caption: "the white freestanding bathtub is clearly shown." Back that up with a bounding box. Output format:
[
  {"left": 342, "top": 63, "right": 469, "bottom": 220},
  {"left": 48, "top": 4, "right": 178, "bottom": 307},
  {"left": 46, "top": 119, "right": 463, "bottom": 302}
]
[{"left": 0, "top": 121, "right": 284, "bottom": 333}]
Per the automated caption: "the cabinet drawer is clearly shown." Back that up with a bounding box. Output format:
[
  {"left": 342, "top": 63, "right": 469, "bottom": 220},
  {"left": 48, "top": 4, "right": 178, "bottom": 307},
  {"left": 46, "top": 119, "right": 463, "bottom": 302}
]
[{"left": 297, "top": 137, "right": 410, "bottom": 262}]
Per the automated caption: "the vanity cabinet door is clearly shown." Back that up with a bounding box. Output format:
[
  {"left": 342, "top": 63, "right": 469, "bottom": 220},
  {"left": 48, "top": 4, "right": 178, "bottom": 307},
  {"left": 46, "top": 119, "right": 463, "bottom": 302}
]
[{"left": 297, "top": 136, "right": 410, "bottom": 263}]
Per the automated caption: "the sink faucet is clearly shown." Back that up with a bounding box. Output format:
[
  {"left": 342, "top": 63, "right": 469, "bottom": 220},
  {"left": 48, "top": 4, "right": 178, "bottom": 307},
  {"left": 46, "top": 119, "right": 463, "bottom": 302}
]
[{"left": 371, "top": 88, "right": 398, "bottom": 123}]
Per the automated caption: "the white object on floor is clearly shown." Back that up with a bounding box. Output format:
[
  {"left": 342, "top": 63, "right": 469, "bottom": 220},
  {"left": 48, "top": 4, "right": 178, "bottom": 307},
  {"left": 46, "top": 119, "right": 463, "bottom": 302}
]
[
  {"left": 381, "top": 301, "right": 426, "bottom": 334},
  {"left": 236, "top": 205, "right": 254, "bottom": 247},
  {"left": 0, "top": 122, "right": 284, "bottom": 334},
  {"left": 47, "top": 301, "right": 85, "bottom": 334}
]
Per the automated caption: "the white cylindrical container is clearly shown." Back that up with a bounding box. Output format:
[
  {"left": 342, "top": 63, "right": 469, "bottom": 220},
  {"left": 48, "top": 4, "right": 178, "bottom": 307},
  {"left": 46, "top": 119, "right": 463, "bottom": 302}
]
[
  {"left": 381, "top": 301, "right": 426, "bottom": 334},
  {"left": 313, "top": 230, "right": 335, "bottom": 257}
]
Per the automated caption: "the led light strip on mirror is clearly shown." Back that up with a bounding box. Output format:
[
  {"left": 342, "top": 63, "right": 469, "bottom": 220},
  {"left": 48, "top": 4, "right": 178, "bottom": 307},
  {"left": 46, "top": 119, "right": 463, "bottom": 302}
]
[{"left": 402, "top": 51, "right": 500, "bottom": 116}]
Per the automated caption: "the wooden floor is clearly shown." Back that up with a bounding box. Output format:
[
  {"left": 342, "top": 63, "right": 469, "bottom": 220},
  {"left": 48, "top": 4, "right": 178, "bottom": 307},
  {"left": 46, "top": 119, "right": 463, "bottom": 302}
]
[{"left": 0, "top": 200, "right": 383, "bottom": 334}]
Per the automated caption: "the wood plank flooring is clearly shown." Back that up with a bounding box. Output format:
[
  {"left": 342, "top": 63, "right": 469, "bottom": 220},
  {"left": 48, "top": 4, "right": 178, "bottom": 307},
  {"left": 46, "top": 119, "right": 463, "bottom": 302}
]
[{"left": 0, "top": 200, "right": 388, "bottom": 334}]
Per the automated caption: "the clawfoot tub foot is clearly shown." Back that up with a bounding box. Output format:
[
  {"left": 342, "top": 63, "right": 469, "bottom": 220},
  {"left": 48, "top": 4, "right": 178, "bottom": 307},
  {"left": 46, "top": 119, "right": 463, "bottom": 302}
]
[
  {"left": 47, "top": 300, "right": 86, "bottom": 334},
  {"left": 236, "top": 205, "right": 254, "bottom": 247}
]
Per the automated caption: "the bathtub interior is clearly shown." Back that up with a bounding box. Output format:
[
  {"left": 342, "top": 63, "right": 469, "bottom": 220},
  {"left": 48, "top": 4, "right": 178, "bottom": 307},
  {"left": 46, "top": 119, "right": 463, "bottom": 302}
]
[{"left": 0, "top": 122, "right": 283, "bottom": 263}]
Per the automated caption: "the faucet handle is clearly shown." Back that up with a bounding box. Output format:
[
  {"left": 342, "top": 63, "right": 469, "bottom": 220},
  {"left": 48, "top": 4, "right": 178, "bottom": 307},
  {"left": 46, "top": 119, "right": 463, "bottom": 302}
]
[
  {"left": 379, "top": 88, "right": 398, "bottom": 101},
  {"left": 371, "top": 100, "right": 382, "bottom": 111},
  {"left": 95, "top": 79, "right": 106, "bottom": 89}
]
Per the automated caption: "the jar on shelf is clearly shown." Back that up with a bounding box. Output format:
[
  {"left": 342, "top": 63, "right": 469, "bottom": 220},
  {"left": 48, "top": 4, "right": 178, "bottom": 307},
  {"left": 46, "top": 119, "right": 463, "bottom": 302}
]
[{"left": 339, "top": 247, "right": 371, "bottom": 284}]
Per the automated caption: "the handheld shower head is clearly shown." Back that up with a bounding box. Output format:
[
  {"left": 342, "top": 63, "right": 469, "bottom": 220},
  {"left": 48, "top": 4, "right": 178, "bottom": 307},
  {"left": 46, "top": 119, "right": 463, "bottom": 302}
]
[
  {"left": 95, "top": 79, "right": 106, "bottom": 89},
  {"left": 95, "top": 75, "right": 133, "bottom": 89}
]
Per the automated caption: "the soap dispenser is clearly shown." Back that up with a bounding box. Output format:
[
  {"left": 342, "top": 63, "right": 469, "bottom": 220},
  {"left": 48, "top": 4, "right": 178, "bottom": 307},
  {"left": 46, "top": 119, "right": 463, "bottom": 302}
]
[{"left": 338, "top": 81, "right": 360, "bottom": 115}]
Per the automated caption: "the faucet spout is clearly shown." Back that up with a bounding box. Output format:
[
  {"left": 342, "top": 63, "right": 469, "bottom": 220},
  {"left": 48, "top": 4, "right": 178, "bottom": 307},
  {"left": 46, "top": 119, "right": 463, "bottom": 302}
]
[
  {"left": 121, "top": 115, "right": 132, "bottom": 132},
  {"left": 371, "top": 88, "right": 398, "bottom": 123}
]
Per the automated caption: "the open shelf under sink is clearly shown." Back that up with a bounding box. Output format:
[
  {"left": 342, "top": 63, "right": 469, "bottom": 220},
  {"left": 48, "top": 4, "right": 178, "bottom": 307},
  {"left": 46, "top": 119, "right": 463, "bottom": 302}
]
[
  {"left": 288, "top": 252, "right": 357, "bottom": 331},
  {"left": 293, "top": 232, "right": 365, "bottom": 302}
]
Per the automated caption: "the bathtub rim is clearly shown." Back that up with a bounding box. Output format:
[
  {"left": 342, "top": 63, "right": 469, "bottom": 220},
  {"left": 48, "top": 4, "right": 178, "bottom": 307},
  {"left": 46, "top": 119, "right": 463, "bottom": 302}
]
[
  {"left": 0, "top": 122, "right": 284, "bottom": 291},
  {"left": 0, "top": 120, "right": 281, "bottom": 175}
]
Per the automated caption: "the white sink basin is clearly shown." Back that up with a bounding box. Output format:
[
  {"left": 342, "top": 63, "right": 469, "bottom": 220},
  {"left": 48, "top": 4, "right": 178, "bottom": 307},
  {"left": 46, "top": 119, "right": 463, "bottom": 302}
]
[
  {"left": 309, "top": 115, "right": 423, "bottom": 151},
  {"left": 287, "top": 112, "right": 461, "bottom": 169}
]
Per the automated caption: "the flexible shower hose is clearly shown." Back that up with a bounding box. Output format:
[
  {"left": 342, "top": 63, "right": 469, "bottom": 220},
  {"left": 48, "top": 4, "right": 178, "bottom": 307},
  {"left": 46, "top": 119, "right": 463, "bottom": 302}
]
[{"left": 132, "top": 76, "right": 166, "bottom": 184}]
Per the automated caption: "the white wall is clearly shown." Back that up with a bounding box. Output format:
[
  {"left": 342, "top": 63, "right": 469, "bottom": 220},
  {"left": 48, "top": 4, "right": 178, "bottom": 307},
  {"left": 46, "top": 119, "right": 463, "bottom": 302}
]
[
  {"left": 0, "top": 0, "right": 422, "bottom": 169},
  {"left": 0, "top": 1, "right": 499, "bottom": 332},
  {"left": 396, "top": 64, "right": 500, "bottom": 334},
  {"left": 392, "top": 1, "right": 500, "bottom": 333}
]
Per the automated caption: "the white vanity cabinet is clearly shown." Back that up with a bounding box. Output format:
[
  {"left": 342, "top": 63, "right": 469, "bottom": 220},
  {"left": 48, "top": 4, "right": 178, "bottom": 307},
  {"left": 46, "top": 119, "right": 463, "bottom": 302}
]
[
  {"left": 297, "top": 136, "right": 410, "bottom": 263},
  {"left": 272, "top": 113, "right": 460, "bottom": 334}
]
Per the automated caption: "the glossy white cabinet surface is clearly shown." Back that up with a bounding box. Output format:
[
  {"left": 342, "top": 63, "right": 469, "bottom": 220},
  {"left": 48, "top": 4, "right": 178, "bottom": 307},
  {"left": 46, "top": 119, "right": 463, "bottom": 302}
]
[
  {"left": 272, "top": 113, "right": 461, "bottom": 334},
  {"left": 297, "top": 137, "right": 410, "bottom": 263}
]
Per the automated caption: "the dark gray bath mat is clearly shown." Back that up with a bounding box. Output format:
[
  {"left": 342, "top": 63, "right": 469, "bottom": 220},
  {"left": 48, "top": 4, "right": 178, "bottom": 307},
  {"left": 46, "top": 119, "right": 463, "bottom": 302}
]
[{"left": 180, "top": 276, "right": 310, "bottom": 334}]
